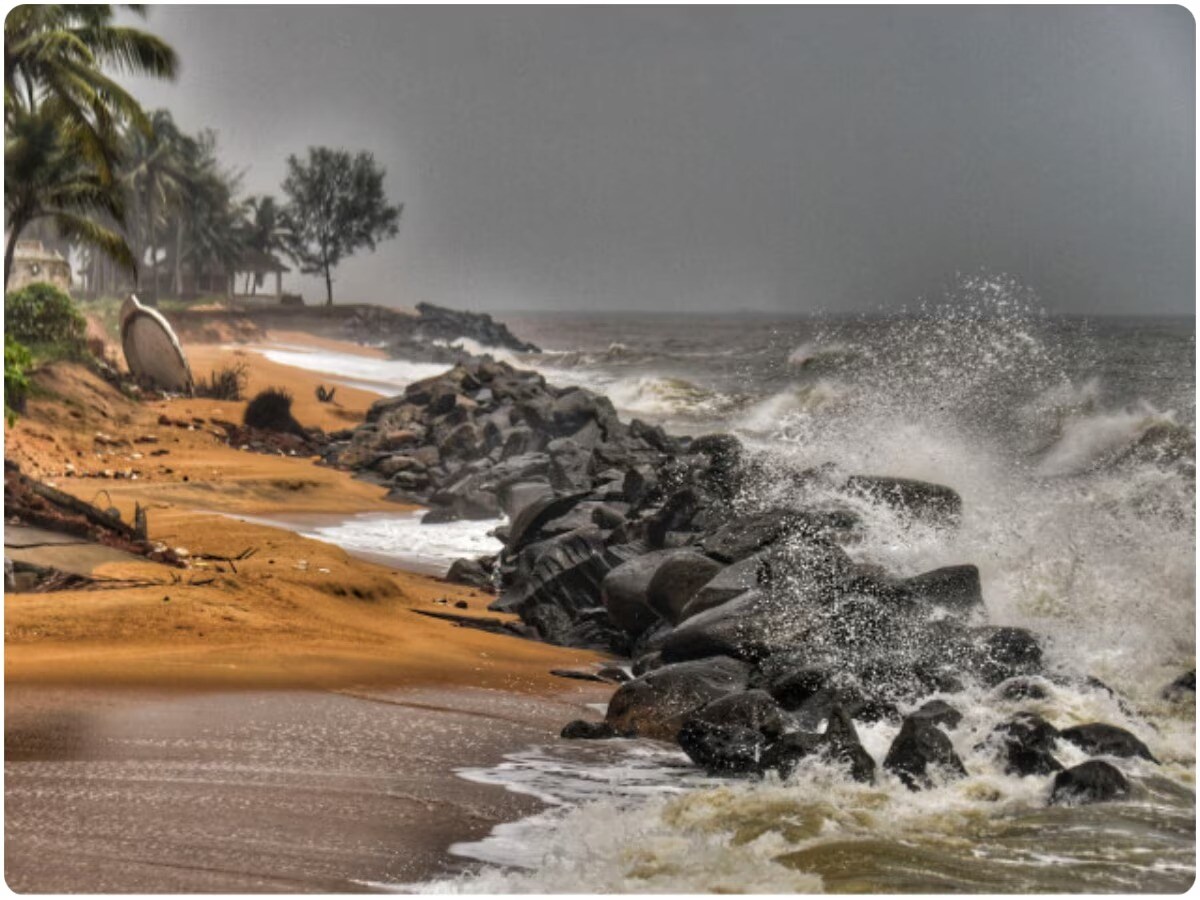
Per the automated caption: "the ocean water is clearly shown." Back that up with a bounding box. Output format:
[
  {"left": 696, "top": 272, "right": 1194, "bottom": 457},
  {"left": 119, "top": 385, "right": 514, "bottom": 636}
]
[{"left": 265, "top": 280, "right": 1196, "bottom": 892}]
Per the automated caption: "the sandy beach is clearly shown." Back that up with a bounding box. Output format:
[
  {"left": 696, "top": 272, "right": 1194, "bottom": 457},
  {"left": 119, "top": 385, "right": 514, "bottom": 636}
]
[{"left": 4, "top": 327, "right": 611, "bottom": 890}]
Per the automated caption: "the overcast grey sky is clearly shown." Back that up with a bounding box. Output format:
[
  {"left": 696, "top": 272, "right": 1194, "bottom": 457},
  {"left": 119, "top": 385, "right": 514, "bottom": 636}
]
[{"left": 122, "top": 5, "right": 1194, "bottom": 314}]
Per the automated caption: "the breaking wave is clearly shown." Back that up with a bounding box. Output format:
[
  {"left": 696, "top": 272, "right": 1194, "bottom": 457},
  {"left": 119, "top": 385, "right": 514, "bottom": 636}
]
[{"left": 386, "top": 275, "right": 1195, "bottom": 892}]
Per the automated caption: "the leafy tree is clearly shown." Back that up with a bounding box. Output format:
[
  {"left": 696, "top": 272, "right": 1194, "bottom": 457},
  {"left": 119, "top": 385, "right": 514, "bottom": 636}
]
[{"left": 280, "top": 147, "right": 401, "bottom": 305}]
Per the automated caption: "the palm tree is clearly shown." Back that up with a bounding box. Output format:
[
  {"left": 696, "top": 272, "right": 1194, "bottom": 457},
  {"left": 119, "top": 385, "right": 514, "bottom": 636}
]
[
  {"left": 241, "top": 195, "right": 286, "bottom": 294},
  {"left": 5, "top": 6, "right": 178, "bottom": 180},
  {"left": 4, "top": 101, "right": 134, "bottom": 287},
  {"left": 121, "top": 109, "right": 190, "bottom": 303},
  {"left": 168, "top": 130, "right": 247, "bottom": 297},
  {"left": 4, "top": 5, "right": 176, "bottom": 290}
]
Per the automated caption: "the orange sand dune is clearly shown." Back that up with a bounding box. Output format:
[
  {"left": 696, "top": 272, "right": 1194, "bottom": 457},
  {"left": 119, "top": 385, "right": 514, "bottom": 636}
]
[{"left": 5, "top": 333, "right": 603, "bottom": 692}]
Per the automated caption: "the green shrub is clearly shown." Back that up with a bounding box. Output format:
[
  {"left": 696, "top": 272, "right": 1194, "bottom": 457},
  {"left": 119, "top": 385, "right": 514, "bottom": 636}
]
[
  {"left": 5, "top": 282, "right": 86, "bottom": 350},
  {"left": 5, "top": 334, "right": 32, "bottom": 425}
]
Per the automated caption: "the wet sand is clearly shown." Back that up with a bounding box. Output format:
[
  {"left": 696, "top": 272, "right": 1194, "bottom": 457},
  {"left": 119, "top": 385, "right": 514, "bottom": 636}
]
[
  {"left": 4, "top": 327, "right": 616, "bottom": 891},
  {"left": 6, "top": 683, "right": 608, "bottom": 892}
]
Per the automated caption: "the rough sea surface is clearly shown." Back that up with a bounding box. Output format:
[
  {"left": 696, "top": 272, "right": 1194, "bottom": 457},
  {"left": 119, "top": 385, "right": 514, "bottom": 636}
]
[{"left": 269, "top": 280, "right": 1196, "bottom": 893}]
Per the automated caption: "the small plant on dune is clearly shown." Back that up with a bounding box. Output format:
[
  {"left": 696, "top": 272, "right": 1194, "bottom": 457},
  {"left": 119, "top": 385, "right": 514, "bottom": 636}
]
[
  {"left": 5, "top": 334, "right": 33, "bottom": 425},
  {"left": 4, "top": 282, "right": 86, "bottom": 357},
  {"left": 195, "top": 362, "right": 248, "bottom": 401},
  {"left": 243, "top": 387, "right": 305, "bottom": 434}
]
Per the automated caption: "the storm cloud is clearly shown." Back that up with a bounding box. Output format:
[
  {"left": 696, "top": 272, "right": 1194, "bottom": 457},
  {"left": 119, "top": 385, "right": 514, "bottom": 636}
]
[{"left": 122, "top": 5, "right": 1194, "bottom": 314}]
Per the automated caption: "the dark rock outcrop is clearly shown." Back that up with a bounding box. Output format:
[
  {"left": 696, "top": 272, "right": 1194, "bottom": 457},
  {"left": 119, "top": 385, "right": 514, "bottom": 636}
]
[
  {"left": 1050, "top": 760, "right": 1130, "bottom": 805},
  {"left": 604, "top": 656, "right": 753, "bottom": 740},
  {"left": 561, "top": 720, "right": 619, "bottom": 740},
  {"left": 883, "top": 715, "right": 968, "bottom": 790},
  {"left": 1058, "top": 723, "right": 1157, "bottom": 763}
]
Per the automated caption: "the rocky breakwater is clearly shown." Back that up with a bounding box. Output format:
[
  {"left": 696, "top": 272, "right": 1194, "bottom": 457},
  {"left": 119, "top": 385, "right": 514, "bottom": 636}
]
[
  {"left": 341, "top": 302, "right": 540, "bottom": 363},
  {"left": 327, "top": 357, "right": 1180, "bottom": 806}
]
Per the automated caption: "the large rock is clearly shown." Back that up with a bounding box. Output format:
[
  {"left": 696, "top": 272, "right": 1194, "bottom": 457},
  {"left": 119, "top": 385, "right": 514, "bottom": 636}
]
[
  {"left": 843, "top": 475, "right": 962, "bottom": 526},
  {"left": 506, "top": 491, "right": 591, "bottom": 551},
  {"left": 902, "top": 565, "right": 983, "bottom": 616},
  {"left": 1050, "top": 760, "right": 1130, "bottom": 805},
  {"left": 645, "top": 551, "right": 724, "bottom": 624},
  {"left": 680, "top": 553, "right": 770, "bottom": 620},
  {"left": 689, "top": 689, "right": 791, "bottom": 741},
  {"left": 677, "top": 718, "right": 766, "bottom": 774},
  {"left": 561, "top": 720, "right": 619, "bottom": 740},
  {"left": 883, "top": 715, "right": 968, "bottom": 790},
  {"left": 972, "top": 626, "right": 1043, "bottom": 686},
  {"left": 988, "top": 713, "right": 1063, "bottom": 777},
  {"left": 496, "top": 528, "right": 639, "bottom": 650},
  {"left": 605, "top": 656, "right": 752, "bottom": 740},
  {"left": 660, "top": 590, "right": 804, "bottom": 664},
  {"left": 758, "top": 706, "right": 876, "bottom": 784},
  {"left": 700, "top": 508, "right": 856, "bottom": 563},
  {"left": 907, "top": 699, "right": 963, "bottom": 730},
  {"left": 1058, "top": 723, "right": 1157, "bottom": 762},
  {"left": 600, "top": 550, "right": 687, "bottom": 638},
  {"left": 445, "top": 556, "right": 495, "bottom": 590}
]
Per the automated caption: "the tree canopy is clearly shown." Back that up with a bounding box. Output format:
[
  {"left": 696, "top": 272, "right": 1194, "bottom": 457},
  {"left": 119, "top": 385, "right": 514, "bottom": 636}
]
[{"left": 280, "top": 147, "right": 402, "bottom": 305}]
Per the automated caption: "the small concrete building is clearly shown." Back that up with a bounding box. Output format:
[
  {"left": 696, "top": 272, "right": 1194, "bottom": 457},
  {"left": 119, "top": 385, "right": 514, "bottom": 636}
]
[{"left": 8, "top": 240, "right": 72, "bottom": 293}]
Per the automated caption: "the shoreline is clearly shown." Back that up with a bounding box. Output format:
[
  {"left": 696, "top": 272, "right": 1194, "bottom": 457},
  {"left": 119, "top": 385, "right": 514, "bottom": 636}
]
[
  {"left": 4, "top": 327, "right": 616, "bottom": 890},
  {"left": 5, "top": 681, "right": 608, "bottom": 892}
]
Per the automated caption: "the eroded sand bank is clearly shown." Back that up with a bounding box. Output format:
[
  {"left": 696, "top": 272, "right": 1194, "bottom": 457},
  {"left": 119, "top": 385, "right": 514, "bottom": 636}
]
[{"left": 4, "top": 328, "right": 609, "bottom": 890}]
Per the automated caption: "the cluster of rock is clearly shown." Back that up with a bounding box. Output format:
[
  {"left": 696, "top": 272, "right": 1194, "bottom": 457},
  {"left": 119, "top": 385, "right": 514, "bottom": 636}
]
[
  {"left": 327, "top": 356, "right": 1172, "bottom": 805},
  {"left": 340, "top": 302, "right": 540, "bottom": 361}
]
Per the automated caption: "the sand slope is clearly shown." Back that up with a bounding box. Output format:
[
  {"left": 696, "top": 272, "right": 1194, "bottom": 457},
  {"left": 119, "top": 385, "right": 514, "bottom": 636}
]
[{"left": 5, "top": 336, "right": 602, "bottom": 692}]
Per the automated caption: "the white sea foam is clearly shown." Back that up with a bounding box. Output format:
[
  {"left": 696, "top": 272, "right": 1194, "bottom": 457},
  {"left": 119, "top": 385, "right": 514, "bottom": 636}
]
[
  {"left": 297, "top": 511, "right": 504, "bottom": 575},
  {"left": 409, "top": 282, "right": 1194, "bottom": 893},
  {"left": 242, "top": 343, "right": 451, "bottom": 395}
]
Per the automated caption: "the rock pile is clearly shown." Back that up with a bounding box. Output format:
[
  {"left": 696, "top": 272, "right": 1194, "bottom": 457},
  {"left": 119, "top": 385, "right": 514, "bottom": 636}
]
[
  {"left": 341, "top": 302, "right": 540, "bottom": 360},
  {"left": 329, "top": 356, "right": 1166, "bottom": 804}
]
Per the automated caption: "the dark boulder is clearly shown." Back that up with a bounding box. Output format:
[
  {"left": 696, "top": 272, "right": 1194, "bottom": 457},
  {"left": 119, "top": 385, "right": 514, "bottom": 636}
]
[
  {"left": 843, "top": 475, "right": 962, "bottom": 526},
  {"left": 987, "top": 712, "right": 1062, "bottom": 777},
  {"left": 601, "top": 550, "right": 683, "bottom": 638},
  {"left": 605, "top": 656, "right": 752, "bottom": 740},
  {"left": 902, "top": 565, "right": 983, "bottom": 616},
  {"left": 1163, "top": 669, "right": 1196, "bottom": 700},
  {"left": 660, "top": 589, "right": 808, "bottom": 664},
  {"left": 908, "top": 699, "right": 963, "bottom": 730},
  {"left": 690, "top": 689, "right": 791, "bottom": 741},
  {"left": 1058, "top": 723, "right": 1157, "bottom": 762},
  {"left": 680, "top": 552, "right": 771, "bottom": 620},
  {"left": 700, "top": 508, "right": 856, "bottom": 563},
  {"left": 973, "top": 626, "right": 1043, "bottom": 686},
  {"left": 646, "top": 552, "right": 724, "bottom": 624},
  {"left": 820, "top": 706, "right": 877, "bottom": 784},
  {"left": 445, "top": 556, "right": 495, "bottom": 590},
  {"left": 496, "top": 528, "right": 639, "bottom": 651},
  {"left": 759, "top": 731, "right": 823, "bottom": 779},
  {"left": 883, "top": 716, "right": 968, "bottom": 790},
  {"left": 547, "top": 438, "right": 593, "bottom": 491},
  {"left": 755, "top": 656, "right": 830, "bottom": 710},
  {"left": 995, "top": 676, "right": 1052, "bottom": 701},
  {"left": 506, "top": 490, "right": 591, "bottom": 551},
  {"left": 677, "top": 718, "right": 766, "bottom": 775},
  {"left": 561, "top": 720, "right": 619, "bottom": 740},
  {"left": 499, "top": 480, "right": 554, "bottom": 520},
  {"left": 1050, "top": 760, "right": 1130, "bottom": 805}
]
